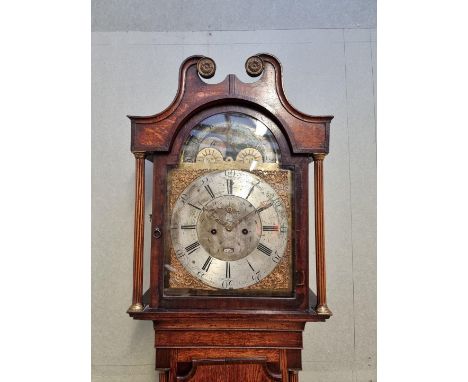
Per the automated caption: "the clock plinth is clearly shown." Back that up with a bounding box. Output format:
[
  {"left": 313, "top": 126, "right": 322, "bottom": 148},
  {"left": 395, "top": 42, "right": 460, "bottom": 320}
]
[
  {"left": 130, "top": 308, "right": 329, "bottom": 381},
  {"left": 126, "top": 54, "right": 333, "bottom": 381}
]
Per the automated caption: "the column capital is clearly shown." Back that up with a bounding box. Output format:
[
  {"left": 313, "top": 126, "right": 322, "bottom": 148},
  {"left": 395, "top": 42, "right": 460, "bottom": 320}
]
[
  {"left": 288, "top": 370, "right": 299, "bottom": 382},
  {"left": 134, "top": 152, "right": 146, "bottom": 159},
  {"left": 312, "top": 153, "right": 327, "bottom": 161}
]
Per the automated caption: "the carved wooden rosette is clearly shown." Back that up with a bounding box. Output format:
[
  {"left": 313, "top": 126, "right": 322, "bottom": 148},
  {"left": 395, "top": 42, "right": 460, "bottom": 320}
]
[
  {"left": 128, "top": 152, "right": 146, "bottom": 312},
  {"left": 196, "top": 57, "right": 216, "bottom": 79},
  {"left": 245, "top": 55, "right": 264, "bottom": 77}
]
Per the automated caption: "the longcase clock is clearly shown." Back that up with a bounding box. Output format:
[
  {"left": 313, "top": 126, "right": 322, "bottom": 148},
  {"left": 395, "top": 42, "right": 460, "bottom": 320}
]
[{"left": 127, "top": 54, "right": 333, "bottom": 382}]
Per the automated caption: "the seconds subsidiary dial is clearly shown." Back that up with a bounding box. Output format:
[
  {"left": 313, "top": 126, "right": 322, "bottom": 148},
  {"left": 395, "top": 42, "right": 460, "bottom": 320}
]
[{"left": 170, "top": 170, "right": 288, "bottom": 289}]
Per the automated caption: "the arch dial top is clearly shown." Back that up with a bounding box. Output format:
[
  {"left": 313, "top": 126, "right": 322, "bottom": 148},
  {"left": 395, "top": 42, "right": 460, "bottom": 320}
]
[{"left": 181, "top": 112, "right": 280, "bottom": 165}]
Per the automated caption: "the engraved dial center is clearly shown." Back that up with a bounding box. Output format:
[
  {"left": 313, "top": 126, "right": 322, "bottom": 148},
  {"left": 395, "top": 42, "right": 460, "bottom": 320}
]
[{"left": 197, "top": 195, "right": 261, "bottom": 261}]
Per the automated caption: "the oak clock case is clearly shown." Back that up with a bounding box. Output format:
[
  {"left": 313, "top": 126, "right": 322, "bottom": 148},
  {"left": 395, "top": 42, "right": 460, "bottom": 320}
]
[{"left": 127, "top": 54, "right": 333, "bottom": 382}]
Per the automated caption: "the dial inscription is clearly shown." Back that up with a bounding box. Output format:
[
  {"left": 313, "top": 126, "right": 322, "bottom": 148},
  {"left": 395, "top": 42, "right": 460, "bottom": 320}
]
[{"left": 170, "top": 170, "right": 288, "bottom": 289}]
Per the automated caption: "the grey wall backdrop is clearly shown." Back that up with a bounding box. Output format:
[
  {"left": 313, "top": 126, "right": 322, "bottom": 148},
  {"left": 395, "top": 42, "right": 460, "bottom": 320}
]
[{"left": 92, "top": 1, "right": 376, "bottom": 381}]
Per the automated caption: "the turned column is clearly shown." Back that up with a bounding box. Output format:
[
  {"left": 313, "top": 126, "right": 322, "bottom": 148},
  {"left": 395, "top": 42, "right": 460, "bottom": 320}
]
[
  {"left": 288, "top": 370, "right": 299, "bottom": 382},
  {"left": 313, "top": 153, "right": 332, "bottom": 315},
  {"left": 157, "top": 371, "right": 169, "bottom": 382},
  {"left": 127, "top": 152, "right": 146, "bottom": 312}
]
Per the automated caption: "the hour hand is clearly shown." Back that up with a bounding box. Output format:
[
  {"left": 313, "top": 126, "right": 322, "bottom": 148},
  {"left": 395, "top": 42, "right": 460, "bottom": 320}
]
[
  {"left": 205, "top": 208, "right": 229, "bottom": 228},
  {"left": 230, "top": 201, "right": 271, "bottom": 230}
]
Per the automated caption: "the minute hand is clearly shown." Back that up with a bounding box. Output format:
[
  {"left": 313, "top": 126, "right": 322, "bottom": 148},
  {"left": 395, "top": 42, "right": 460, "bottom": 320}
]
[{"left": 229, "top": 202, "right": 272, "bottom": 230}]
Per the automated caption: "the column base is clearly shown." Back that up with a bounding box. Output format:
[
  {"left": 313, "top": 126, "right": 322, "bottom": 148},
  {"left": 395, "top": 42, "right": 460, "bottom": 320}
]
[
  {"left": 127, "top": 303, "right": 144, "bottom": 313},
  {"left": 315, "top": 304, "right": 333, "bottom": 316}
]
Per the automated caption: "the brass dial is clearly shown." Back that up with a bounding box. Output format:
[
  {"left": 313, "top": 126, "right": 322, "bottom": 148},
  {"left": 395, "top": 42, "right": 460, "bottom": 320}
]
[{"left": 170, "top": 170, "right": 288, "bottom": 289}]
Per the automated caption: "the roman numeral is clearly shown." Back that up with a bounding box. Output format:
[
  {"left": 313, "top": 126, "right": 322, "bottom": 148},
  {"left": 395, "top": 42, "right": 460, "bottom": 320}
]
[
  {"left": 202, "top": 256, "right": 213, "bottom": 272},
  {"left": 263, "top": 225, "right": 279, "bottom": 232},
  {"left": 188, "top": 202, "right": 201, "bottom": 211},
  {"left": 185, "top": 241, "right": 200, "bottom": 255},
  {"left": 257, "top": 243, "right": 272, "bottom": 256},
  {"left": 204, "top": 185, "right": 215, "bottom": 199},
  {"left": 226, "top": 179, "right": 233, "bottom": 194},
  {"left": 181, "top": 225, "right": 196, "bottom": 229},
  {"left": 225, "top": 262, "right": 231, "bottom": 278},
  {"left": 256, "top": 202, "right": 272, "bottom": 214},
  {"left": 246, "top": 259, "right": 255, "bottom": 272}
]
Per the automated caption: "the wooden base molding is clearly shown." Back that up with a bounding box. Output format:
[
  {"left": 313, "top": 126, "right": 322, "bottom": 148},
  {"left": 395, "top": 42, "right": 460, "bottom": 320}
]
[{"left": 131, "top": 313, "right": 323, "bottom": 381}]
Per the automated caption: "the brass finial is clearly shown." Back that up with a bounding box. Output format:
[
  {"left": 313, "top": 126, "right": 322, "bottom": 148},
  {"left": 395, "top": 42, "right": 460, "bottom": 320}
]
[
  {"left": 245, "top": 56, "right": 264, "bottom": 77},
  {"left": 197, "top": 57, "right": 216, "bottom": 79}
]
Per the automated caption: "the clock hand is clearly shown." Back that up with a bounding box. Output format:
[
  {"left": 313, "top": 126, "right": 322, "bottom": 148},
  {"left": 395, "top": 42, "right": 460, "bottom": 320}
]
[
  {"left": 255, "top": 201, "right": 273, "bottom": 214},
  {"left": 205, "top": 208, "right": 231, "bottom": 229},
  {"left": 226, "top": 202, "right": 272, "bottom": 231},
  {"left": 228, "top": 210, "right": 255, "bottom": 230}
]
